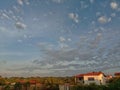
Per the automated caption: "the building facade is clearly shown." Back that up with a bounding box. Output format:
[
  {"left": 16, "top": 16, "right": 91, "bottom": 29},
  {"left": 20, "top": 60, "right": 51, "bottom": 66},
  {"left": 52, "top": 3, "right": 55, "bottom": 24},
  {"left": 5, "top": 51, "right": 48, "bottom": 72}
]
[{"left": 75, "top": 72, "right": 106, "bottom": 85}]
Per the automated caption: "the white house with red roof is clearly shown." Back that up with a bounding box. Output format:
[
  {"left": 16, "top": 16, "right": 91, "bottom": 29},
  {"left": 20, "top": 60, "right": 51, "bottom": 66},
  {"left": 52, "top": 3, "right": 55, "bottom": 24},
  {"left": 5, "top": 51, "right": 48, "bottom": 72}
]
[
  {"left": 114, "top": 72, "right": 120, "bottom": 77},
  {"left": 75, "top": 71, "right": 106, "bottom": 85}
]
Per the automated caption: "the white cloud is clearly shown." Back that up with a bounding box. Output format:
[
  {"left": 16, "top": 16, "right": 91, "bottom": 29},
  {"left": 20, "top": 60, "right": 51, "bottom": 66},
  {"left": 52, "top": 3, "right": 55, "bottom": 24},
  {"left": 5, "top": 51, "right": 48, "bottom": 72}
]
[
  {"left": 98, "top": 16, "right": 111, "bottom": 24},
  {"left": 2, "top": 13, "right": 10, "bottom": 19},
  {"left": 13, "top": 6, "right": 21, "bottom": 13},
  {"left": 17, "top": 0, "right": 23, "bottom": 5},
  {"left": 58, "top": 36, "right": 71, "bottom": 49},
  {"left": 15, "top": 21, "right": 27, "bottom": 29},
  {"left": 111, "top": 13, "right": 116, "bottom": 17},
  {"left": 59, "top": 36, "right": 66, "bottom": 42},
  {"left": 68, "top": 13, "right": 79, "bottom": 23},
  {"left": 17, "top": 0, "right": 30, "bottom": 5},
  {"left": 59, "top": 43, "right": 69, "bottom": 49},
  {"left": 110, "top": 2, "right": 118, "bottom": 10}
]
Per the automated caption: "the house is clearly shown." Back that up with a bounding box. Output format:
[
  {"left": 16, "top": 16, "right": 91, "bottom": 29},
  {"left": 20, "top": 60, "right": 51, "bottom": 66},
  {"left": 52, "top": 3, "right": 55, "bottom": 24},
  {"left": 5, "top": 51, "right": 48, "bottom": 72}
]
[
  {"left": 105, "top": 75, "right": 113, "bottom": 79},
  {"left": 75, "top": 71, "right": 106, "bottom": 85},
  {"left": 29, "top": 80, "right": 36, "bottom": 85},
  {"left": 114, "top": 72, "right": 120, "bottom": 77},
  {"left": 105, "top": 75, "right": 113, "bottom": 83}
]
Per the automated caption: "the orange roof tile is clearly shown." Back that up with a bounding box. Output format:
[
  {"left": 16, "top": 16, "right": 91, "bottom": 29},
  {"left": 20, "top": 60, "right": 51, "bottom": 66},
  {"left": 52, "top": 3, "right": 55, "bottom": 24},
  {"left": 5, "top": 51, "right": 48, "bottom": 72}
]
[
  {"left": 30, "top": 80, "right": 36, "bottom": 84},
  {"left": 84, "top": 72, "right": 103, "bottom": 76},
  {"left": 114, "top": 72, "right": 120, "bottom": 76},
  {"left": 75, "top": 74, "right": 84, "bottom": 77},
  {"left": 19, "top": 80, "right": 26, "bottom": 84},
  {"left": 75, "top": 72, "right": 104, "bottom": 77}
]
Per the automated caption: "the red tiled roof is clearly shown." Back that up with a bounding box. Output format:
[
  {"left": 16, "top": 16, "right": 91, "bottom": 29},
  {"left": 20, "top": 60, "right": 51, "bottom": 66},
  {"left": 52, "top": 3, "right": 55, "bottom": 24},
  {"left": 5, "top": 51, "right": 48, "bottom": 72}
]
[
  {"left": 75, "top": 74, "right": 84, "bottom": 77},
  {"left": 114, "top": 72, "right": 120, "bottom": 76},
  {"left": 84, "top": 72, "right": 103, "bottom": 76},
  {"left": 75, "top": 72, "right": 103, "bottom": 77},
  {"left": 30, "top": 80, "right": 36, "bottom": 84},
  {"left": 19, "top": 80, "right": 26, "bottom": 84},
  {"left": 106, "top": 75, "right": 113, "bottom": 78}
]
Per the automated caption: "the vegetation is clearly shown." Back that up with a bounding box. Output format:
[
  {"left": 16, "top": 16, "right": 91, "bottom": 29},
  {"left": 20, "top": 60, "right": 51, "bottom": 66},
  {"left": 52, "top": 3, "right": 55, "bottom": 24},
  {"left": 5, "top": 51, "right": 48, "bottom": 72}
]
[
  {"left": 70, "top": 84, "right": 107, "bottom": 90},
  {"left": 70, "top": 77, "right": 120, "bottom": 90},
  {"left": 0, "top": 76, "right": 120, "bottom": 90},
  {"left": 107, "top": 77, "right": 120, "bottom": 90}
]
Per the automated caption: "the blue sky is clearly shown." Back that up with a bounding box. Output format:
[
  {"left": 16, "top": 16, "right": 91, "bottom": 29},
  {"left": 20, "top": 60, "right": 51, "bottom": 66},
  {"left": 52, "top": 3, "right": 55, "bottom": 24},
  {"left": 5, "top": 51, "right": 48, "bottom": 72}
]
[{"left": 0, "top": 0, "right": 120, "bottom": 77}]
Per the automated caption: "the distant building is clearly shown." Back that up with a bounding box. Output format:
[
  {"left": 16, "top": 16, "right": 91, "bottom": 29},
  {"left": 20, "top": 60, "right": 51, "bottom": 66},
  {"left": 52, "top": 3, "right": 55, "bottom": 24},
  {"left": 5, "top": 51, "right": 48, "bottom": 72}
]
[
  {"left": 105, "top": 75, "right": 113, "bottom": 79},
  {"left": 114, "top": 72, "right": 120, "bottom": 77},
  {"left": 75, "top": 71, "right": 106, "bottom": 85},
  {"left": 105, "top": 75, "right": 113, "bottom": 83}
]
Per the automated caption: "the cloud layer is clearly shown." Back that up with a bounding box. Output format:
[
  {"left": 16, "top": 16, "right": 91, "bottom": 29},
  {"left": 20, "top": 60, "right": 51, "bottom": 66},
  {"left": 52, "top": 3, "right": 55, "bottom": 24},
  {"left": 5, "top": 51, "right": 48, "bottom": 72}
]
[{"left": 0, "top": 0, "right": 120, "bottom": 77}]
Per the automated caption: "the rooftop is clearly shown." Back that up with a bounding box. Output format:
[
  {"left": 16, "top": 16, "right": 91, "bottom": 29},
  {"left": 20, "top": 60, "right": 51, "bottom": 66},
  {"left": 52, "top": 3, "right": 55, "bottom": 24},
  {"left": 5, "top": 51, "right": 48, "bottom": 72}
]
[
  {"left": 75, "top": 71, "right": 104, "bottom": 77},
  {"left": 114, "top": 72, "right": 120, "bottom": 76}
]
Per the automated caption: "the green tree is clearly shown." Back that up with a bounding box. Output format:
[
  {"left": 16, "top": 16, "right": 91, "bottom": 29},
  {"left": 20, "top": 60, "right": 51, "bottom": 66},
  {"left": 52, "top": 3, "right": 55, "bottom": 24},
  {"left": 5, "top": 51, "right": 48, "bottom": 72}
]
[
  {"left": 108, "top": 78, "right": 120, "bottom": 90},
  {"left": 4, "top": 85, "right": 10, "bottom": 90},
  {"left": 0, "top": 78, "right": 5, "bottom": 85},
  {"left": 14, "top": 82, "right": 22, "bottom": 90}
]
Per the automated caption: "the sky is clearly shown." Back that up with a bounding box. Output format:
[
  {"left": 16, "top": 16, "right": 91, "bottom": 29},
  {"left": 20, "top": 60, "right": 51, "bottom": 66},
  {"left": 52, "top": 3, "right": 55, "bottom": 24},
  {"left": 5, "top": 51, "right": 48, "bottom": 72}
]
[{"left": 0, "top": 0, "right": 120, "bottom": 77}]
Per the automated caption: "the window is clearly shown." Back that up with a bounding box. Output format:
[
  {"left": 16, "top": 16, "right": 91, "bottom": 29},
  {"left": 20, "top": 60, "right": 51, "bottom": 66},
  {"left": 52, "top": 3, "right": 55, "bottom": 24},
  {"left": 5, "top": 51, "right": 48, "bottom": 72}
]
[
  {"left": 79, "top": 77, "right": 83, "bottom": 80},
  {"left": 88, "top": 77, "right": 95, "bottom": 81}
]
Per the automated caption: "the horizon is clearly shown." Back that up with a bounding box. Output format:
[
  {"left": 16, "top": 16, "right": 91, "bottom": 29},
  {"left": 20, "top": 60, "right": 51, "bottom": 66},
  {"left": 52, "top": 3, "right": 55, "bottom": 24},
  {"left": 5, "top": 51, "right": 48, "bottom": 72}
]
[
  {"left": 0, "top": 0, "right": 120, "bottom": 77},
  {"left": 0, "top": 71, "right": 118, "bottom": 78}
]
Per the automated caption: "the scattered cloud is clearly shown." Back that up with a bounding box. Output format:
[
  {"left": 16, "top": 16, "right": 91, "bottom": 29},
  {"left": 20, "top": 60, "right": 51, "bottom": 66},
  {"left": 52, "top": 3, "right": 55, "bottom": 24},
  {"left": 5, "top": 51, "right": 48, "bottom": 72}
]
[
  {"left": 1, "top": 29, "right": 119, "bottom": 76},
  {"left": 110, "top": 2, "right": 118, "bottom": 10},
  {"left": 1, "top": 13, "right": 10, "bottom": 19},
  {"left": 59, "top": 36, "right": 66, "bottom": 42},
  {"left": 90, "top": 33, "right": 102, "bottom": 48},
  {"left": 17, "top": 0, "right": 23, "bottom": 5},
  {"left": 68, "top": 13, "right": 79, "bottom": 23},
  {"left": 98, "top": 16, "right": 111, "bottom": 24},
  {"left": 17, "top": 0, "right": 30, "bottom": 5},
  {"left": 15, "top": 21, "right": 27, "bottom": 29},
  {"left": 111, "top": 13, "right": 116, "bottom": 17},
  {"left": 33, "top": 29, "right": 120, "bottom": 75},
  {"left": 0, "top": 0, "right": 119, "bottom": 76},
  {"left": 12, "top": 6, "right": 22, "bottom": 14}
]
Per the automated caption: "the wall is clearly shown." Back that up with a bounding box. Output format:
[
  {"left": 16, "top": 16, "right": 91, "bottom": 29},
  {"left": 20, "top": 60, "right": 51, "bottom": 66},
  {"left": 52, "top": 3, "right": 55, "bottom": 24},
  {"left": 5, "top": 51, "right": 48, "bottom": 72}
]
[{"left": 84, "top": 74, "right": 106, "bottom": 85}]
